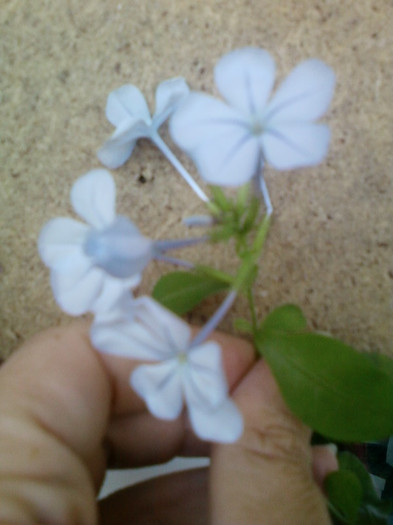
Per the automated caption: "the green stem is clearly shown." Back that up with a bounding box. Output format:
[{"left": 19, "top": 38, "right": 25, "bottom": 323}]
[
  {"left": 247, "top": 287, "right": 258, "bottom": 333},
  {"left": 233, "top": 213, "right": 272, "bottom": 292}
]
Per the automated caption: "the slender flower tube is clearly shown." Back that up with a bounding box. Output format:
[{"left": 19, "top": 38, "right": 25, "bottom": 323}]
[
  {"left": 97, "top": 78, "right": 208, "bottom": 202},
  {"left": 91, "top": 296, "right": 243, "bottom": 443}
]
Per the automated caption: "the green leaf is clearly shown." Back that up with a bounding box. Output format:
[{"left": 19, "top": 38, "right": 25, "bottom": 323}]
[
  {"left": 326, "top": 469, "right": 363, "bottom": 524},
  {"left": 152, "top": 271, "right": 230, "bottom": 315},
  {"left": 333, "top": 452, "right": 392, "bottom": 524},
  {"left": 209, "top": 186, "right": 232, "bottom": 211},
  {"left": 260, "top": 304, "right": 308, "bottom": 334},
  {"left": 255, "top": 331, "right": 393, "bottom": 441}
]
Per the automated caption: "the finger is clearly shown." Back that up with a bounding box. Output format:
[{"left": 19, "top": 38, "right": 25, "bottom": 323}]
[
  {"left": 210, "top": 360, "right": 332, "bottom": 524},
  {"left": 0, "top": 321, "right": 254, "bottom": 476},
  {"left": 312, "top": 445, "right": 339, "bottom": 490},
  {"left": 99, "top": 468, "right": 208, "bottom": 525}
]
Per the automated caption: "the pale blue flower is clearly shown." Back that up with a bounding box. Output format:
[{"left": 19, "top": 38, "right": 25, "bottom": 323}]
[
  {"left": 97, "top": 78, "right": 208, "bottom": 201},
  {"left": 170, "top": 47, "right": 335, "bottom": 188},
  {"left": 38, "top": 170, "right": 146, "bottom": 315},
  {"left": 91, "top": 296, "right": 243, "bottom": 443},
  {"left": 38, "top": 170, "right": 207, "bottom": 315}
]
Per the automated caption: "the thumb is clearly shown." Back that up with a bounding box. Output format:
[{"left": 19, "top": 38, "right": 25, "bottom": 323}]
[{"left": 209, "top": 360, "right": 332, "bottom": 525}]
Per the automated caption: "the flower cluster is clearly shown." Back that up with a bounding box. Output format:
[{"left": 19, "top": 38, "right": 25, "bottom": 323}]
[{"left": 38, "top": 47, "right": 335, "bottom": 443}]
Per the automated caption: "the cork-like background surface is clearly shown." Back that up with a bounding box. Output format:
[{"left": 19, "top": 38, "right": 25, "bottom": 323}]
[{"left": 1, "top": 0, "right": 392, "bottom": 358}]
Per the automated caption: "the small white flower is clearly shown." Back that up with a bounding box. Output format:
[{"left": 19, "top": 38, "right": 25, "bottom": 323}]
[
  {"left": 91, "top": 296, "right": 243, "bottom": 443},
  {"left": 38, "top": 169, "right": 151, "bottom": 315},
  {"left": 98, "top": 77, "right": 190, "bottom": 169},
  {"left": 170, "top": 47, "right": 335, "bottom": 187}
]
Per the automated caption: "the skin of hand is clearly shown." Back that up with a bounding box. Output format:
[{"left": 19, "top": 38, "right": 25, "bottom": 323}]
[{"left": 0, "top": 321, "right": 337, "bottom": 525}]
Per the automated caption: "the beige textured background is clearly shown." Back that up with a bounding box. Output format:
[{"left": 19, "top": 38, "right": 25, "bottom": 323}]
[{"left": 1, "top": 0, "right": 392, "bottom": 358}]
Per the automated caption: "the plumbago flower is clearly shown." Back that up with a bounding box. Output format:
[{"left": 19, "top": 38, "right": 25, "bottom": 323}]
[
  {"left": 98, "top": 77, "right": 208, "bottom": 201},
  {"left": 91, "top": 295, "right": 243, "bottom": 443},
  {"left": 38, "top": 169, "right": 204, "bottom": 315},
  {"left": 170, "top": 47, "right": 335, "bottom": 191},
  {"left": 38, "top": 169, "right": 148, "bottom": 315}
]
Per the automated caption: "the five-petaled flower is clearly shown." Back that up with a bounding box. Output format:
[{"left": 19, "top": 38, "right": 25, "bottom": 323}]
[
  {"left": 170, "top": 47, "right": 335, "bottom": 187},
  {"left": 98, "top": 77, "right": 190, "bottom": 169},
  {"left": 91, "top": 296, "right": 243, "bottom": 443},
  {"left": 38, "top": 169, "right": 152, "bottom": 315}
]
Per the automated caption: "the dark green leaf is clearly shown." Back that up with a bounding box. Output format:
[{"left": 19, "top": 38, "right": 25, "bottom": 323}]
[
  {"left": 335, "top": 452, "right": 392, "bottom": 524},
  {"left": 152, "top": 271, "right": 230, "bottom": 315},
  {"left": 326, "top": 469, "right": 363, "bottom": 523},
  {"left": 255, "top": 331, "right": 393, "bottom": 441},
  {"left": 259, "top": 304, "right": 308, "bottom": 334}
]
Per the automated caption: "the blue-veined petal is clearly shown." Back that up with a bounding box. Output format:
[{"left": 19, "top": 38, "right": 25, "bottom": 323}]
[
  {"left": 97, "top": 117, "right": 151, "bottom": 169},
  {"left": 38, "top": 217, "right": 89, "bottom": 272},
  {"left": 170, "top": 92, "right": 246, "bottom": 150},
  {"left": 91, "top": 296, "right": 188, "bottom": 360},
  {"left": 50, "top": 264, "right": 103, "bottom": 316},
  {"left": 192, "top": 129, "right": 260, "bottom": 186},
  {"left": 131, "top": 361, "right": 183, "bottom": 419},
  {"left": 70, "top": 170, "right": 116, "bottom": 229},
  {"left": 153, "top": 77, "right": 190, "bottom": 129},
  {"left": 105, "top": 84, "right": 151, "bottom": 127},
  {"left": 170, "top": 92, "right": 259, "bottom": 186},
  {"left": 184, "top": 341, "right": 228, "bottom": 409},
  {"left": 97, "top": 139, "right": 137, "bottom": 169},
  {"left": 91, "top": 275, "right": 140, "bottom": 314},
  {"left": 188, "top": 398, "right": 243, "bottom": 443},
  {"left": 263, "top": 59, "right": 335, "bottom": 124},
  {"left": 215, "top": 47, "right": 276, "bottom": 115},
  {"left": 134, "top": 297, "right": 192, "bottom": 356},
  {"left": 261, "top": 122, "right": 331, "bottom": 170}
]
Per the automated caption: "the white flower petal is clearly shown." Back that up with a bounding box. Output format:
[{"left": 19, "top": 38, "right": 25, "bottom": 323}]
[
  {"left": 131, "top": 362, "right": 183, "bottom": 419},
  {"left": 263, "top": 59, "right": 335, "bottom": 124},
  {"left": 91, "top": 296, "right": 178, "bottom": 360},
  {"left": 215, "top": 47, "right": 276, "bottom": 115},
  {"left": 91, "top": 274, "right": 140, "bottom": 314},
  {"left": 38, "top": 218, "right": 89, "bottom": 272},
  {"left": 105, "top": 84, "right": 151, "bottom": 127},
  {"left": 70, "top": 170, "right": 116, "bottom": 229},
  {"left": 98, "top": 138, "right": 136, "bottom": 169},
  {"left": 134, "top": 297, "right": 192, "bottom": 356},
  {"left": 192, "top": 131, "right": 260, "bottom": 186},
  {"left": 51, "top": 265, "right": 104, "bottom": 316},
  {"left": 170, "top": 92, "right": 259, "bottom": 186},
  {"left": 170, "top": 92, "right": 246, "bottom": 150},
  {"left": 261, "top": 122, "right": 331, "bottom": 170},
  {"left": 185, "top": 342, "right": 228, "bottom": 409},
  {"left": 153, "top": 77, "right": 190, "bottom": 128},
  {"left": 188, "top": 398, "right": 243, "bottom": 443},
  {"left": 98, "top": 117, "right": 152, "bottom": 169}
]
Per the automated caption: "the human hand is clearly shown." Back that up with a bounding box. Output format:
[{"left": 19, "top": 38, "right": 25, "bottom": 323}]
[{"left": 0, "top": 322, "right": 336, "bottom": 524}]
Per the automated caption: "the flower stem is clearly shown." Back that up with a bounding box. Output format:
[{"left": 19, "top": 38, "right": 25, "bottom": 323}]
[
  {"left": 253, "top": 158, "right": 273, "bottom": 216},
  {"left": 154, "top": 254, "right": 195, "bottom": 269},
  {"left": 247, "top": 287, "right": 258, "bottom": 333},
  {"left": 259, "top": 175, "right": 273, "bottom": 216},
  {"left": 154, "top": 236, "right": 209, "bottom": 253},
  {"left": 151, "top": 132, "right": 209, "bottom": 202},
  {"left": 190, "top": 290, "right": 238, "bottom": 347}
]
